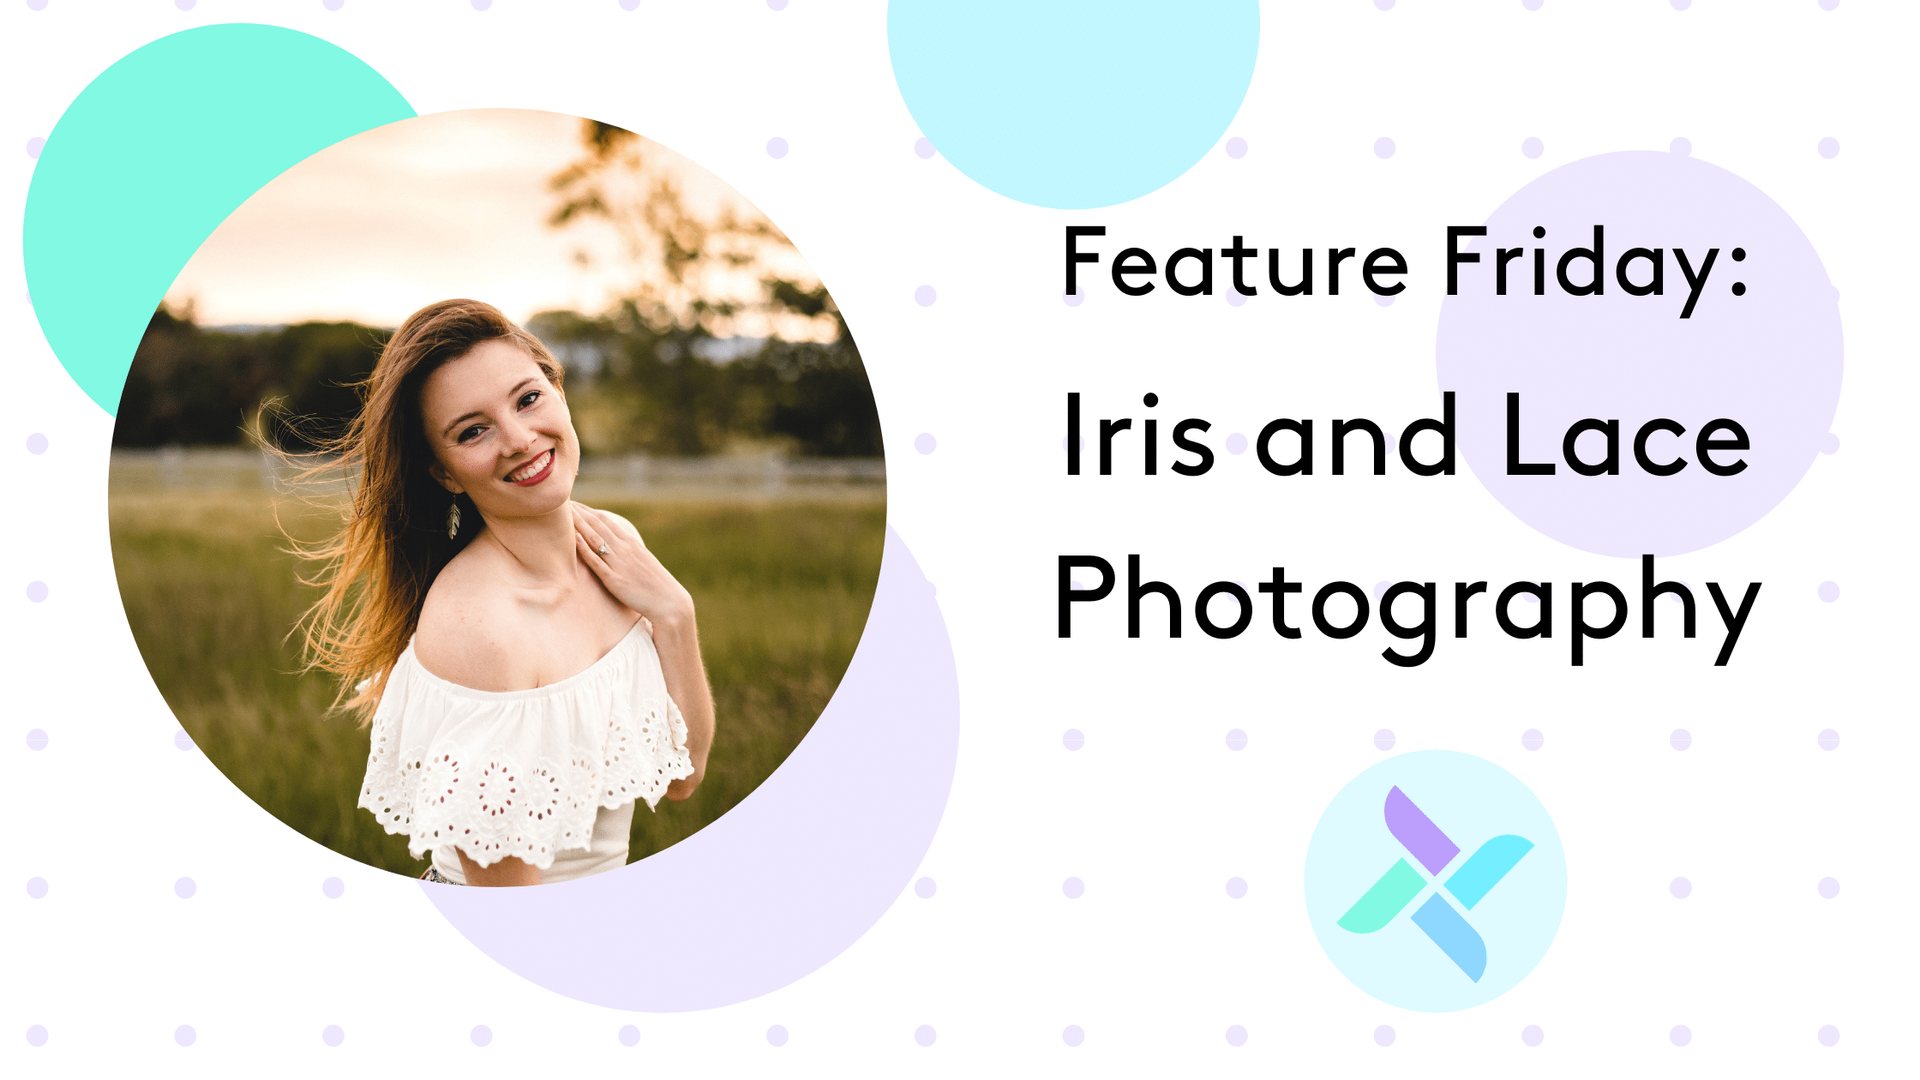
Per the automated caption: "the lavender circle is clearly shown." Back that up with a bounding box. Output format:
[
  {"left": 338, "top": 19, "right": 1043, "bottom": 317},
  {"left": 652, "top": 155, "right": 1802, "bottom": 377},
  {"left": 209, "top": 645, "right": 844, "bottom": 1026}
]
[
  {"left": 27, "top": 432, "right": 49, "bottom": 454},
  {"left": 1522, "top": 136, "right": 1544, "bottom": 159},
  {"left": 618, "top": 1024, "right": 640, "bottom": 1046},
  {"left": 1670, "top": 729, "right": 1692, "bottom": 751},
  {"left": 1817, "top": 137, "right": 1840, "bottom": 160},
  {"left": 1062, "top": 728, "right": 1085, "bottom": 751},
  {"left": 620, "top": 0, "right": 640, "bottom": 9},
  {"left": 1225, "top": 137, "right": 1247, "bottom": 159},
  {"left": 1062, "top": 1025, "right": 1084, "bottom": 1047},
  {"left": 1821, "top": 432, "right": 1840, "bottom": 454},
  {"left": 325, "top": 0, "right": 345, "bottom": 10},
  {"left": 1375, "top": 294, "right": 1395, "bottom": 307},
  {"left": 27, "top": 877, "right": 48, "bottom": 899},
  {"left": 1225, "top": 432, "right": 1248, "bottom": 455},
  {"left": 27, "top": 0, "right": 49, "bottom": 12},
  {"left": 1063, "top": 289, "right": 1084, "bottom": 307},
  {"left": 26, "top": 136, "right": 47, "bottom": 161},
  {"left": 1373, "top": 1024, "right": 1396, "bottom": 1047},
  {"left": 1817, "top": 876, "right": 1839, "bottom": 899},
  {"left": 1818, "top": 728, "right": 1840, "bottom": 750},
  {"left": 27, "top": 580, "right": 49, "bottom": 603},
  {"left": 914, "top": 433, "right": 937, "bottom": 455},
  {"left": 1225, "top": 1024, "right": 1248, "bottom": 1047},
  {"left": 765, "top": 137, "right": 789, "bottom": 159},
  {"left": 1670, "top": 0, "right": 1691, "bottom": 9},
  {"left": 1062, "top": 876, "right": 1085, "bottom": 900},
  {"left": 174, "top": 729, "right": 194, "bottom": 751},
  {"left": 914, "top": 1025, "right": 936, "bottom": 1047},
  {"left": 322, "top": 876, "right": 345, "bottom": 899},
  {"left": 27, "top": 1025, "right": 48, "bottom": 1046},
  {"left": 1226, "top": 291, "right": 1246, "bottom": 308},
  {"left": 1670, "top": 1024, "right": 1692, "bottom": 1047},
  {"left": 1522, "top": 1024, "right": 1544, "bottom": 1046},
  {"left": 1373, "top": 728, "right": 1396, "bottom": 751},
  {"left": 1437, "top": 152, "right": 1841, "bottom": 557},
  {"left": 1818, "top": 0, "right": 1839, "bottom": 9},
  {"left": 1818, "top": 581, "right": 1839, "bottom": 602},
  {"left": 470, "top": 1025, "right": 492, "bottom": 1047},
  {"left": 1522, "top": 0, "right": 1543, "bottom": 9},
  {"left": 322, "top": 1025, "right": 344, "bottom": 1047},
  {"left": 914, "top": 284, "right": 937, "bottom": 307},
  {"left": 767, "top": 0, "right": 789, "bottom": 9},
  {"left": 1670, "top": 876, "right": 1692, "bottom": 899},
  {"left": 1374, "top": 0, "right": 1395, "bottom": 9},
  {"left": 1373, "top": 137, "right": 1396, "bottom": 160},
  {"left": 175, "top": 877, "right": 196, "bottom": 899},
  {"left": 914, "top": 876, "right": 936, "bottom": 899},
  {"left": 1521, "top": 728, "right": 1544, "bottom": 751},
  {"left": 175, "top": 0, "right": 196, "bottom": 10},
  {"left": 1225, "top": 877, "right": 1248, "bottom": 899},
  {"left": 175, "top": 1025, "right": 196, "bottom": 1047},
  {"left": 914, "top": 137, "right": 935, "bottom": 160},
  {"left": 25, "top": 729, "right": 47, "bottom": 751},
  {"left": 470, "top": 0, "right": 491, "bottom": 10},
  {"left": 1670, "top": 137, "right": 1692, "bottom": 157},
  {"left": 1225, "top": 728, "right": 1247, "bottom": 751},
  {"left": 766, "top": 1025, "right": 789, "bottom": 1046},
  {"left": 1818, "top": 1024, "right": 1839, "bottom": 1046}
]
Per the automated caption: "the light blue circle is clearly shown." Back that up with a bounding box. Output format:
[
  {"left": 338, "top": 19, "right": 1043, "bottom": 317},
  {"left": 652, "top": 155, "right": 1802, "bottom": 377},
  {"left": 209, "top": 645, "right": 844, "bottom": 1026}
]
[
  {"left": 888, "top": 1, "right": 1259, "bottom": 209},
  {"left": 1304, "top": 751, "right": 1565, "bottom": 1012}
]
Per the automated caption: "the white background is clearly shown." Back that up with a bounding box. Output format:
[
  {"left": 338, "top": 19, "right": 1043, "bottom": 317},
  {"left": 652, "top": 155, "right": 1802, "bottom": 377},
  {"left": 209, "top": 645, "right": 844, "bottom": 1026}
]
[{"left": 4, "top": 2, "right": 1914, "bottom": 1077}]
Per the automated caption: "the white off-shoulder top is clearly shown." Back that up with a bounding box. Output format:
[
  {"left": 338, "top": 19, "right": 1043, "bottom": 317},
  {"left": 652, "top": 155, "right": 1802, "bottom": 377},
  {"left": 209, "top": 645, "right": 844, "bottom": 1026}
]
[{"left": 358, "top": 620, "right": 694, "bottom": 884}]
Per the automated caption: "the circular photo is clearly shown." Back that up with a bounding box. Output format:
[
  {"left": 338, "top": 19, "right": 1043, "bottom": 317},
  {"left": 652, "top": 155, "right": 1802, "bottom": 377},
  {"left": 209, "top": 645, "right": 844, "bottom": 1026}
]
[{"left": 110, "top": 110, "right": 884, "bottom": 887}]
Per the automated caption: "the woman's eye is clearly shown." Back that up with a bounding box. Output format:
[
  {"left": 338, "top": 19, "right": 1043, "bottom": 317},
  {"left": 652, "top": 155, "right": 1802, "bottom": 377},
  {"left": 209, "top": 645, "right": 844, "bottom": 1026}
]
[
  {"left": 518, "top": 390, "right": 542, "bottom": 410},
  {"left": 458, "top": 425, "right": 485, "bottom": 444}
]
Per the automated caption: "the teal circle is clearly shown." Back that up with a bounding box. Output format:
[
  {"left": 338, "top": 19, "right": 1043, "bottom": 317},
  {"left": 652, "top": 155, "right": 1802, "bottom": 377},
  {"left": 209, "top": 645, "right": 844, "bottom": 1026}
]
[
  {"left": 24, "top": 25, "right": 414, "bottom": 416},
  {"left": 887, "top": 0, "right": 1259, "bottom": 209},
  {"left": 1304, "top": 751, "right": 1566, "bottom": 1012}
]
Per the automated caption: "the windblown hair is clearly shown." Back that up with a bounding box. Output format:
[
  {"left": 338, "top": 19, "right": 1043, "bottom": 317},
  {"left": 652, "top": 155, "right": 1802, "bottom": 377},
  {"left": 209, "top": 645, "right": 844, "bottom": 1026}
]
[{"left": 282, "top": 299, "right": 564, "bottom": 725}]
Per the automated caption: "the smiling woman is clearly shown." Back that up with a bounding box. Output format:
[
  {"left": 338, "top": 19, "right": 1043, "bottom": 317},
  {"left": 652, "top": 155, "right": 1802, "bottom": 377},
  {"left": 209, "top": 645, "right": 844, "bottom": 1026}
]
[{"left": 292, "top": 298, "right": 715, "bottom": 887}]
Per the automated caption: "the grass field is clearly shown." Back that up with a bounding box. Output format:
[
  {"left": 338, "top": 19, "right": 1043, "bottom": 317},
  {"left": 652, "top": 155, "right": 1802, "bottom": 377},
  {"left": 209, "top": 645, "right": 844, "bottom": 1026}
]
[{"left": 109, "top": 484, "right": 884, "bottom": 877}]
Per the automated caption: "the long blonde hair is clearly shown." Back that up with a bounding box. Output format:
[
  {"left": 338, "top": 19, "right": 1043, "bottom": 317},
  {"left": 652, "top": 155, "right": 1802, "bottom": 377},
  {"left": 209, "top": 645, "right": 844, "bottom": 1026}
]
[{"left": 286, "top": 299, "right": 565, "bottom": 724}]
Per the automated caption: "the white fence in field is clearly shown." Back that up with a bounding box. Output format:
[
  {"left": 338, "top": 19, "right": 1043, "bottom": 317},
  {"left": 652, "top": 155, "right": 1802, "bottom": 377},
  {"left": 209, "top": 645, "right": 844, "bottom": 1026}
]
[{"left": 109, "top": 448, "right": 886, "bottom": 501}]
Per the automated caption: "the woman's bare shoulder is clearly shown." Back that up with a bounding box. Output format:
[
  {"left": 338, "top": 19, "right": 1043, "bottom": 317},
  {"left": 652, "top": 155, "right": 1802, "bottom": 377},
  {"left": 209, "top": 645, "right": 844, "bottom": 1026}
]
[{"left": 413, "top": 545, "right": 517, "bottom": 689}]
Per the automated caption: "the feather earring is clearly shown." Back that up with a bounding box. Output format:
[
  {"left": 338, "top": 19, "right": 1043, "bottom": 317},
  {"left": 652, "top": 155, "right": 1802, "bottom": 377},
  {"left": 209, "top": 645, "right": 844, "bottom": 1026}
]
[{"left": 446, "top": 500, "right": 461, "bottom": 539}]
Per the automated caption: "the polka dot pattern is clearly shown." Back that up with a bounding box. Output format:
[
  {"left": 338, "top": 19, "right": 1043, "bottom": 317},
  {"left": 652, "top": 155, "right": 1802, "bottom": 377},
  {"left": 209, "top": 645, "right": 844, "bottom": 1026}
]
[
  {"left": 1522, "top": 1024, "right": 1544, "bottom": 1046},
  {"left": 1521, "top": 136, "right": 1544, "bottom": 159},
  {"left": 1062, "top": 1024, "right": 1084, "bottom": 1047},
  {"left": 1062, "top": 876, "right": 1084, "bottom": 900},
  {"left": 27, "top": 1025, "right": 48, "bottom": 1046},
  {"left": 1373, "top": 729, "right": 1396, "bottom": 751},
  {"left": 618, "top": 1025, "right": 640, "bottom": 1046},
  {"left": 766, "top": 137, "right": 789, "bottom": 159},
  {"left": 1224, "top": 728, "right": 1247, "bottom": 751},
  {"left": 1225, "top": 1024, "right": 1247, "bottom": 1047},
  {"left": 322, "top": 877, "right": 345, "bottom": 899},
  {"left": 1818, "top": 137, "right": 1840, "bottom": 159},
  {"left": 914, "top": 137, "right": 935, "bottom": 159},
  {"left": 1521, "top": 729, "right": 1544, "bottom": 751},
  {"left": 766, "top": 1025, "right": 789, "bottom": 1047},
  {"left": 1373, "top": 137, "right": 1396, "bottom": 159},
  {"left": 174, "top": 1025, "right": 196, "bottom": 1047},
  {"left": 322, "top": 1025, "right": 345, "bottom": 1047},
  {"left": 1062, "top": 728, "right": 1084, "bottom": 751},
  {"left": 1670, "top": 1024, "right": 1692, "bottom": 1047},
  {"left": 914, "top": 284, "right": 937, "bottom": 307},
  {"left": 174, "top": 877, "right": 197, "bottom": 899},
  {"left": 913, "top": 1024, "right": 936, "bottom": 1047},
  {"left": 27, "top": 877, "right": 48, "bottom": 899},
  {"left": 470, "top": 1025, "right": 492, "bottom": 1047},
  {"left": 1670, "top": 729, "right": 1692, "bottom": 751},
  {"left": 1374, "top": 1024, "right": 1395, "bottom": 1047},
  {"left": 1224, "top": 136, "right": 1246, "bottom": 159},
  {"left": 1670, "top": 877, "right": 1692, "bottom": 899},
  {"left": 1818, "top": 581, "right": 1840, "bottom": 602},
  {"left": 26, "top": 433, "right": 48, "bottom": 454},
  {"left": 1817, "top": 877, "right": 1839, "bottom": 899},
  {"left": 1225, "top": 877, "right": 1247, "bottom": 899},
  {"left": 914, "top": 876, "right": 936, "bottom": 899}
]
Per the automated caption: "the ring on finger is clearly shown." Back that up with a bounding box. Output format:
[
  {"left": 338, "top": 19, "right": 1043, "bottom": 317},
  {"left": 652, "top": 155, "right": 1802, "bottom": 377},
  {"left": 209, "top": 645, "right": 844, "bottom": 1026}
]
[{"left": 597, "top": 541, "right": 611, "bottom": 556}]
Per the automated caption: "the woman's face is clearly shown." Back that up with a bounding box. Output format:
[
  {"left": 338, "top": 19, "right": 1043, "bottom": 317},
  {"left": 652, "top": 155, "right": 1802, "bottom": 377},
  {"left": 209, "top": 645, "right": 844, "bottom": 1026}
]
[{"left": 418, "top": 339, "right": 579, "bottom": 521}]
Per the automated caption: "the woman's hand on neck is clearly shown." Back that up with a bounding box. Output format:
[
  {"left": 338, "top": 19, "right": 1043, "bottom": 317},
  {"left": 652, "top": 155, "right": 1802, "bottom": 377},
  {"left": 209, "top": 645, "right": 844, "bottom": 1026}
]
[{"left": 475, "top": 501, "right": 589, "bottom": 585}]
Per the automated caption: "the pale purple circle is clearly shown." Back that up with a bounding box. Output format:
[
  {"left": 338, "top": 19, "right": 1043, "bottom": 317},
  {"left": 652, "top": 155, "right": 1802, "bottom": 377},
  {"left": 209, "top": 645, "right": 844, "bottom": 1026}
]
[
  {"left": 175, "top": 1025, "right": 196, "bottom": 1047},
  {"left": 470, "top": 0, "right": 491, "bottom": 10},
  {"left": 1522, "top": 1024, "right": 1544, "bottom": 1046},
  {"left": 914, "top": 284, "right": 936, "bottom": 307},
  {"left": 914, "top": 876, "right": 936, "bottom": 899},
  {"left": 1817, "top": 137, "right": 1840, "bottom": 160},
  {"left": 27, "top": 877, "right": 48, "bottom": 899},
  {"left": 1226, "top": 291, "right": 1246, "bottom": 308},
  {"left": 1670, "top": 1024, "right": 1692, "bottom": 1047},
  {"left": 1436, "top": 151, "right": 1841, "bottom": 557},
  {"left": 1818, "top": 1024, "right": 1839, "bottom": 1046},
  {"left": 1818, "top": 728, "right": 1840, "bottom": 750},
  {"left": 619, "top": 0, "right": 640, "bottom": 9},
  {"left": 766, "top": 1025, "right": 789, "bottom": 1046},
  {"left": 1670, "top": 876, "right": 1692, "bottom": 899},
  {"left": 1671, "top": 729, "right": 1692, "bottom": 751},
  {"left": 1063, "top": 289, "right": 1084, "bottom": 307},
  {"left": 914, "top": 137, "right": 935, "bottom": 160},
  {"left": 1670, "top": 137, "right": 1692, "bottom": 157},
  {"left": 1062, "top": 876, "right": 1085, "bottom": 900},
  {"left": 175, "top": 877, "right": 196, "bottom": 899},
  {"left": 1225, "top": 877, "right": 1248, "bottom": 899},
  {"left": 1817, "top": 877, "right": 1839, "bottom": 899},
  {"left": 766, "top": 136, "right": 789, "bottom": 159},
  {"left": 174, "top": 729, "right": 193, "bottom": 751},
  {"left": 1670, "top": 0, "right": 1690, "bottom": 10},
  {"left": 322, "top": 877, "right": 345, "bottom": 899},
  {"left": 1522, "top": 729, "right": 1544, "bottom": 751},
  {"left": 1522, "top": 137, "right": 1544, "bottom": 159},
  {"left": 1225, "top": 432, "right": 1248, "bottom": 455},
  {"left": 1374, "top": 0, "right": 1395, "bottom": 9},
  {"left": 1522, "top": 0, "right": 1543, "bottom": 9},
  {"left": 322, "top": 1025, "right": 344, "bottom": 1047},
  {"left": 618, "top": 1024, "right": 640, "bottom": 1046},
  {"left": 1062, "top": 728, "right": 1084, "bottom": 751},
  {"left": 767, "top": 0, "right": 789, "bottom": 9},
  {"left": 27, "top": 1025, "right": 48, "bottom": 1046},
  {"left": 1225, "top": 728, "right": 1247, "bottom": 751},
  {"left": 25, "top": 729, "right": 47, "bottom": 751},
  {"left": 1225, "top": 137, "right": 1247, "bottom": 159},
  {"left": 470, "top": 1025, "right": 492, "bottom": 1047},
  {"left": 914, "top": 1025, "right": 936, "bottom": 1047},
  {"left": 1374, "top": 1025, "right": 1396, "bottom": 1047},
  {"left": 1373, "top": 729, "right": 1396, "bottom": 751},
  {"left": 1820, "top": 432, "right": 1839, "bottom": 455},
  {"left": 914, "top": 433, "right": 936, "bottom": 455},
  {"left": 1225, "top": 1024, "right": 1248, "bottom": 1047},
  {"left": 26, "top": 137, "right": 45, "bottom": 159},
  {"left": 1818, "top": 0, "right": 1839, "bottom": 9},
  {"left": 27, "top": 580, "right": 49, "bottom": 603},
  {"left": 26, "top": 0, "right": 49, "bottom": 11},
  {"left": 1062, "top": 1025, "right": 1084, "bottom": 1047},
  {"left": 1373, "top": 580, "right": 1390, "bottom": 601},
  {"left": 325, "top": 0, "right": 345, "bottom": 10},
  {"left": 1818, "top": 581, "right": 1839, "bottom": 602},
  {"left": 26, "top": 432, "right": 49, "bottom": 454},
  {"left": 1374, "top": 137, "right": 1396, "bottom": 159},
  {"left": 175, "top": 0, "right": 195, "bottom": 10},
  {"left": 1374, "top": 294, "right": 1395, "bottom": 307}
]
